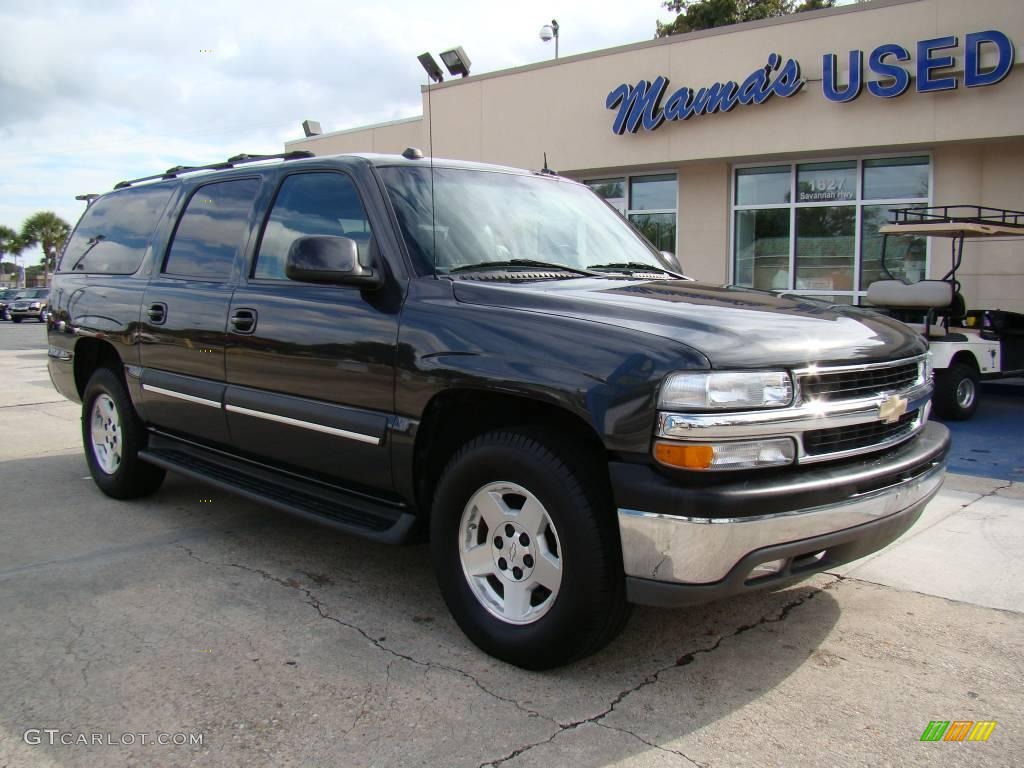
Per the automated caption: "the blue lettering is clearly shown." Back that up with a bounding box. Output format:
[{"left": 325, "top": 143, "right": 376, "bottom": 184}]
[
  {"left": 737, "top": 67, "right": 769, "bottom": 105},
  {"left": 769, "top": 57, "right": 803, "bottom": 97},
  {"left": 917, "top": 35, "right": 958, "bottom": 92},
  {"left": 823, "top": 51, "right": 863, "bottom": 102},
  {"left": 663, "top": 87, "right": 693, "bottom": 121},
  {"left": 867, "top": 43, "right": 911, "bottom": 98},
  {"left": 964, "top": 30, "right": 1014, "bottom": 87},
  {"left": 606, "top": 78, "right": 668, "bottom": 134}
]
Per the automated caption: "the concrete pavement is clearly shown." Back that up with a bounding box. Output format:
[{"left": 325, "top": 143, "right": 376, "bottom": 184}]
[{"left": 1, "top": 327, "right": 1022, "bottom": 767}]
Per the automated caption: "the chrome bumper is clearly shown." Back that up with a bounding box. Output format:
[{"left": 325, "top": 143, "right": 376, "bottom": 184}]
[{"left": 618, "top": 457, "right": 945, "bottom": 585}]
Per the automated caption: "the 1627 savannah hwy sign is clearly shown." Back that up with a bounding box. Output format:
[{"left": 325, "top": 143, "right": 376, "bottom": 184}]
[{"left": 607, "top": 30, "right": 1014, "bottom": 135}]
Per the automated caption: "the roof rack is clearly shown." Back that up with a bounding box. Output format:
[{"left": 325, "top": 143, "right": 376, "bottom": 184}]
[
  {"left": 888, "top": 205, "right": 1024, "bottom": 229},
  {"left": 113, "top": 150, "right": 315, "bottom": 190}
]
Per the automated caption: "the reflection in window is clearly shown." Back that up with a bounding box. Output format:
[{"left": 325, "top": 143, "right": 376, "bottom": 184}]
[
  {"left": 796, "top": 207, "right": 855, "bottom": 291},
  {"left": 861, "top": 205, "right": 927, "bottom": 286},
  {"left": 630, "top": 174, "right": 676, "bottom": 211},
  {"left": 797, "top": 161, "right": 856, "bottom": 203},
  {"left": 584, "top": 178, "right": 625, "bottom": 212},
  {"left": 255, "top": 173, "right": 372, "bottom": 280},
  {"left": 863, "top": 157, "right": 929, "bottom": 200},
  {"left": 164, "top": 179, "right": 260, "bottom": 280},
  {"left": 734, "top": 209, "right": 790, "bottom": 290},
  {"left": 736, "top": 166, "right": 790, "bottom": 205},
  {"left": 629, "top": 213, "right": 676, "bottom": 252},
  {"left": 60, "top": 184, "right": 174, "bottom": 274}
]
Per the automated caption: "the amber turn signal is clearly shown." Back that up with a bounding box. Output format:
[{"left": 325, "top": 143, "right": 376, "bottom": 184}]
[{"left": 654, "top": 442, "right": 715, "bottom": 469}]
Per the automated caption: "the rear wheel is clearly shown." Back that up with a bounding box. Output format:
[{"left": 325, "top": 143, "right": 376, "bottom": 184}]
[
  {"left": 82, "top": 367, "right": 166, "bottom": 498},
  {"left": 430, "top": 428, "right": 629, "bottom": 669},
  {"left": 933, "top": 362, "right": 980, "bottom": 420},
  {"left": 12, "top": 316, "right": 21, "bottom": 323}
]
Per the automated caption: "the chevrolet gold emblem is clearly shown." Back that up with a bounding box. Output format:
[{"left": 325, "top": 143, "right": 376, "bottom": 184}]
[{"left": 878, "top": 395, "right": 909, "bottom": 424}]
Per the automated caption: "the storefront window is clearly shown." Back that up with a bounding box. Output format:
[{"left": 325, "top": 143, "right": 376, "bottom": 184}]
[
  {"left": 586, "top": 173, "right": 677, "bottom": 253},
  {"left": 863, "top": 156, "right": 929, "bottom": 200},
  {"left": 734, "top": 209, "right": 790, "bottom": 290},
  {"left": 795, "top": 206, "right": 855, "bottom": 291},
  {"left": 735, "top": 166, "right": 790, "bottom": 205},
  {"left": 732, "top": 155, "right": 930, "bottom": 303},
  {"left": 860, "top": 204, "right": 927, "bottom": 286}
]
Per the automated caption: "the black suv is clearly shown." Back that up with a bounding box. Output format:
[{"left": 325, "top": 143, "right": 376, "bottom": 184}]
[{"left": 48, "top": 151, "right": 949, "bottom": 669}]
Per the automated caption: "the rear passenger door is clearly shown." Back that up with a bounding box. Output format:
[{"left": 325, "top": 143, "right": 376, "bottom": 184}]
[
  {"left": 224, "top": 170, "right": 401, "bottom": 493},
  {"left": 139, "top": 177, "right": 260, "bottom": 448}
]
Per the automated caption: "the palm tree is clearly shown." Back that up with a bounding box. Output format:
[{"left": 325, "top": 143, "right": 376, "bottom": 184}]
[
  {"left": 0, "top": 225, "right": 23, "bottom": 287},
  {"left": 20, "top": 212, "right": 71, "bottom": 287}
]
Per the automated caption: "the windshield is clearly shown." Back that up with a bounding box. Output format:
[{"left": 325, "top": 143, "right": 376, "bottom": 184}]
[
  {"left": 378, "top": 166, "right": 671, "bottom": 276},
  {"left": 15, "top": 289, "right": 46, "bottom": 299}
]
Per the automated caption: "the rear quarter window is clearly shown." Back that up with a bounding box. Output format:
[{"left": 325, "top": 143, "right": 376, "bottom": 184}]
[{"left": 59, "top": 184, "right": 175, "bottom": 275}]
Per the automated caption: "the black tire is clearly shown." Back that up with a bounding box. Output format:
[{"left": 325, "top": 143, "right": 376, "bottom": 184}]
[
  {"left": 12, "top": 317, "right": 21, "bottom": 323},
  {"left": 932, "top": 363, "right": 980, "bottom": 421},
  {"left": 430, "top": 428, "right": 629, "bottom": 669},
  {"left": 82, "top": 367, "right": 166, "bottom": 499}
]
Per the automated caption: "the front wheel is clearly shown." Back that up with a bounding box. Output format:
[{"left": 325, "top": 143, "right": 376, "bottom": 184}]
[
  {"left": 932, "top": 363, "right": 980, "bottom": 421},
  {"left": 430, "top": 428, "right": 629, "bottom": 669},
  {"left": 12, "top": 316, "right": 21, "bottom": 323},
  {"left": 82, "top": 367, "right": 166, "bottom": 499}
]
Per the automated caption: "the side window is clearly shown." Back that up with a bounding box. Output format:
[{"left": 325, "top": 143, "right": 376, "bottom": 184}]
[
  {"left": 59, "top": 184, "right": 174, "bottom": 274},
  {"left": 254, "top": 172, "right": 373, "bottom": 280},
  {"left": 164, "top": 178, "right": 260, "bottom": 280}
]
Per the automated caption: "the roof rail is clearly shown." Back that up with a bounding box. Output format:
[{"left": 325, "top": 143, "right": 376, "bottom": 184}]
[
  {"left": 113, "top": 150, "right": 315, "bottom": 190},
  {"left": 888, "top": 205, "right": 1024, "bottom": 229}
]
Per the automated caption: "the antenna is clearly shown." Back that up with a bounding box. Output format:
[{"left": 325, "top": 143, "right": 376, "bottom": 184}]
[{"left": 426, "top": 75, "right": 438, "bottom": 279}]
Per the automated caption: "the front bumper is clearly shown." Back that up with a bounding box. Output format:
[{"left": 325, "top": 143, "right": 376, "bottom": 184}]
[{"left": 614, "top": 421, "right": 949, "bottom": 607}]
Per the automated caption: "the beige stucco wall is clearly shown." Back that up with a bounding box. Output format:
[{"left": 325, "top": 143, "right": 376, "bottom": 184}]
[
  {"left": 285, "top": 117, "right": 423, "bottom": 156},
  {"left": 287, "top": 0, "right": 1024, "bottom": 310}
]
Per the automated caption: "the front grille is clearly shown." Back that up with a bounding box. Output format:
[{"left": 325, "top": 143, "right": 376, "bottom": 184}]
[
  {"left": 800, "top": 361, "right": 919, "bottom": 402},
  {"left": 803, "top": 410, "right": 918, "bottom": 456}
]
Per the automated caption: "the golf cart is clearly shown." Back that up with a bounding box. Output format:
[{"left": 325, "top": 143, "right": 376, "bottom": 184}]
[{"left": 866, "top": 205, "right": 1024, "bottom": 420}]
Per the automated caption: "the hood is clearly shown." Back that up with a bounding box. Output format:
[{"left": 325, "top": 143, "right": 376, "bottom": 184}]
[{"left": 452, "top": 277, "right": 925, "bottom": 369}]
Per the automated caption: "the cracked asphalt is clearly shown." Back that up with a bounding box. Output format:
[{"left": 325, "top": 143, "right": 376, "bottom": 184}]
[{"left": 1, "top": 326, "right": 1023, "bottom": 767}]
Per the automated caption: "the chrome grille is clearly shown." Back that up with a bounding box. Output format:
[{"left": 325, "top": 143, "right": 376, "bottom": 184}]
[
  {"left": 803, "top": 410, "right": 918, "bottom": 456},
  {"left": 800, "top": 361, "right": 919, "bottom": 402}
]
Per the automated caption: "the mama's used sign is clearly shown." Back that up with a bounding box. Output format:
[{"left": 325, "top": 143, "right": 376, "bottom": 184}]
[{"left": 607, "top": 30, "right": 1014, "bottom": 135}]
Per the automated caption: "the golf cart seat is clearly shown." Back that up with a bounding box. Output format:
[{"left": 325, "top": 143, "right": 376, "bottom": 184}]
[{"left": 865, "top": 280, "right": 967, "bottom": 338}]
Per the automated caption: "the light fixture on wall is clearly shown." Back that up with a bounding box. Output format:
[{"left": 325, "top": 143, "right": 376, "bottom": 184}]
[
  {"left": 540, "top": 19, "right": 559, "bottom": 59},
  {"left": 417, "top": 52, "right": 445, "bottom": 83},
  {"left": 439, "top": 46, "right": 472, "bottom": 78}
]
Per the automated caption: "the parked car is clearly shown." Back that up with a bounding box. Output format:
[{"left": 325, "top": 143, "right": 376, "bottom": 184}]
[
  {"left": 0, "top": 288, "right": 19, "bottom": 320},
  {"left": 9, "top": 288, "right": 49, "bottom": 323},
  {"left": 47, "top": 150, "right": 950, "bottom": 669}
]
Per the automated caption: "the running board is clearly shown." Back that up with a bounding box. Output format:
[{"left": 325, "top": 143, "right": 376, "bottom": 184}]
[{"left": 139, "top": 437, "right": 416, "bottom": 544}]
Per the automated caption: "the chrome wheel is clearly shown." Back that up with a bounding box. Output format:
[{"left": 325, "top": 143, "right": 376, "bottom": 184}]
[
  {"left": 956, "top": 376, "right": 976, "bottom": 409},
  {"left": 458, "top": 481, "right": 563, "bottom": 625},
  {"left": 90, "top": 394, "right": 122, "bottom": 475}
]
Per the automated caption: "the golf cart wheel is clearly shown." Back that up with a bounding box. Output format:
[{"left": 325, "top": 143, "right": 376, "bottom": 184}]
[{"left": 933, "top": 363, "right": 980, "bottom": 421}]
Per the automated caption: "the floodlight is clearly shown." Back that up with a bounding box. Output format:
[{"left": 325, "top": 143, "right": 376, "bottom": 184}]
[
  {"left": 439, "top": 46, "right": 471, "bottom": 78},
  {"left": 417, "top": 52, "right": 445, "bottom": 83}
]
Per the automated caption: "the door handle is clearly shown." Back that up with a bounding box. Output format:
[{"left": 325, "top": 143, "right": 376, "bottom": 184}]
[
  {"left": 229, "top": 308, "right": 257, "bottom": 334},
  {"left": 146, "top": 303, "right": 167, "bottom": 324}
]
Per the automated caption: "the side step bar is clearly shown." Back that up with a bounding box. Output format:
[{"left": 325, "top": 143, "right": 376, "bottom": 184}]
[{"left": 139, "top": 436, "right": 416, "bottom": 544}]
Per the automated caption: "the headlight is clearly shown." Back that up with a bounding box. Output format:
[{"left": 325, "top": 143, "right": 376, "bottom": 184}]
[
  {"left": 29, "top": 302, "right": 40, "bottom": 309},
  {"left": 659, "top": 371, "right": 793, "bottom": 411},
  {"left": 654, "top": 438, "right": 796, "bottom": 471}
]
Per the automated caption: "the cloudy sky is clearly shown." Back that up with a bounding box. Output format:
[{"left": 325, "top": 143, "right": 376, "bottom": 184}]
[{"left": 0, "top": 0, "right": 679, "bottom": 264}]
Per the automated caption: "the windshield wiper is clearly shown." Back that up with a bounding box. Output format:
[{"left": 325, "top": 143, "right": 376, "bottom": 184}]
[
  {"left": 587, "top": 261, "right": 681, "bottom": 277},
  {"left": 449, "top": 259, "right": 598, "bottom": 277}
]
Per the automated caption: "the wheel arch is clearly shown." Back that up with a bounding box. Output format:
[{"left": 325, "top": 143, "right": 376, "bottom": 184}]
[
  {"left": 412, "top": 388, "right": 612, "bottom": 523},
  {"left": 73, "top": 338, "right": 125, "bottom": 397}
]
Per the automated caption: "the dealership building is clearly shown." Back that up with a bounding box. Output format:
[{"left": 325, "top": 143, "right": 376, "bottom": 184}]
[{"left": 286, "top": 0, "right": 1023, "bottom": 312}]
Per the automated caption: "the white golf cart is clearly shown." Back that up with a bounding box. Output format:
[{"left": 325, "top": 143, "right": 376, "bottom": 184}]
[{"left": 867, "top": 205, "right": 1024, "bottom": 420}]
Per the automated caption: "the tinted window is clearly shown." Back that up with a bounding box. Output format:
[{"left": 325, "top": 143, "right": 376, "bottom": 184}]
[
  {"left": 254, "top": 173, "right": 372, "bottom": 280},
  {"left": 59, "top": 185, "right": 174, "bottom": 274},
  {"left": 164, "top": 179, "right": 260, "bottom": 280}
]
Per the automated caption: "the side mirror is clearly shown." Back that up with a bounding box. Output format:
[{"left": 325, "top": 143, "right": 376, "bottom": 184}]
[
  {"left": 660, "top": 250, "right": 682, "bottom": 274},
  {"left": 285, "top": 235, "right": 383, "bottom": 288}
]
